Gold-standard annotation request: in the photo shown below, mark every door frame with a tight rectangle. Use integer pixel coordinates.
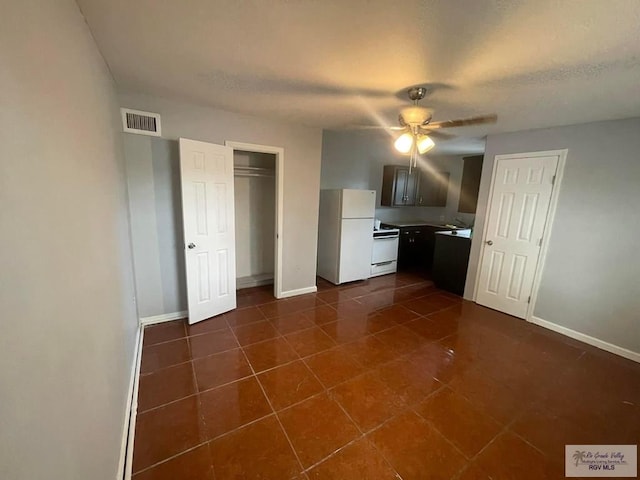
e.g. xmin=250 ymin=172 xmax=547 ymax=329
xmin=472 ymin=149 xmax=568 ymax=321
xmin=225 ymin=141 xmax=285 ymax=299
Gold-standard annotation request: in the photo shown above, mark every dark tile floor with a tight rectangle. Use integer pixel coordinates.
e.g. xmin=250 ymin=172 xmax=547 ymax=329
xmin=132 ymin=273 xmax=640 ymax=479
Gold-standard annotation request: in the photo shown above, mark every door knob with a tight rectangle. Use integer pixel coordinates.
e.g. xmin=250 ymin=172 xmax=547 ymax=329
xmin=485 ymin=240 xmax=493 ymax=246
xmin=187 ymin=243 xmax=196 ymax=249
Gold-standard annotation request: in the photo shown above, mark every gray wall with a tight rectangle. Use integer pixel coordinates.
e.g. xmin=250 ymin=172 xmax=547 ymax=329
xmin=124 ymin=136 xmax=186 ymax=317
xmin=466 ymin=118 xmax=640 ymax=354
xmin=121 ymin=93 xmax=323 ymax=316
xmin=0 ymin=1 xmax=138 ymax=479
xmin=321 ymin=130 xmax=476 ymax=225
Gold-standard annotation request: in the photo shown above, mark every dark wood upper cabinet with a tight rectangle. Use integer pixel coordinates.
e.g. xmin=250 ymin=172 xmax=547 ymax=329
xmin=458 ymin=155 xmax=484 ymax=213
xmin=381 ymin=165 xmax=419 ymax=206
xmin=417 ymin=170 xmax=449 ymax=207
xmin=382 ymin=165 xmax=450 ymax=207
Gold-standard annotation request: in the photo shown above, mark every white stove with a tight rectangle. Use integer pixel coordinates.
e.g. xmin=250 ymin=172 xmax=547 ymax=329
xmin=371 ymin=228 xmax=400 ymax=277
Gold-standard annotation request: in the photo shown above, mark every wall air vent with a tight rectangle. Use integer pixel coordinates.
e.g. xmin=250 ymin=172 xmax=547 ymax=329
xmin=121 ymin=108 xmax=161 ymax=137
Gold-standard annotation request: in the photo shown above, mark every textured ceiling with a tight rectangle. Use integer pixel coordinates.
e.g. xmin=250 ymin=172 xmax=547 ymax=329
xmin=77 ymin=0 xmax=640 ymax=149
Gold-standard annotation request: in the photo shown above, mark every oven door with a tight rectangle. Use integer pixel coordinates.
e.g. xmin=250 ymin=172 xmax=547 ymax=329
xmin=372 ymin=237 xmax=399 ymax=264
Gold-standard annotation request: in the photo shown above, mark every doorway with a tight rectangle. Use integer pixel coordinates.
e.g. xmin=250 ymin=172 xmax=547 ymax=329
xmin=233 ymin=150 xmax=275 ymax=289
xmin=474 ymin=150 xmax=566 ymax=319
xmin=179 ymin=139 xmax=284 ymax=325
xmin=226 ymin=141 xmax=284 ymax=299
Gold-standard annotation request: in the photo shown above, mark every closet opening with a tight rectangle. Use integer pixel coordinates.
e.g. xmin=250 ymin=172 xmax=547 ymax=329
xmin=226 ymin=141 xmax=284 ymax=299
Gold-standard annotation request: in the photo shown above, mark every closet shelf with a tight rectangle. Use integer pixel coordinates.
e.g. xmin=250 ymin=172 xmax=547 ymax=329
xmin=234 ymin=166 xmax=275 ymax=177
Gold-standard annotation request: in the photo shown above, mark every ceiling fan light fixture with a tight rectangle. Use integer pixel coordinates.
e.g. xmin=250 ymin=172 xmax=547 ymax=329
xmin=394 ymin=132 xmax=413 ymax=153
xmin=416 ymin=134 xmax=435 ymax=154
xmin=386 ymin=86 xmax=496 ymax=173
xmin=400 ymin=106 xmax=432 ymax=126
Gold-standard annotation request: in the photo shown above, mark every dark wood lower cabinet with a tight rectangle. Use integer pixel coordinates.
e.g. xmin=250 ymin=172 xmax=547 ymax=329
xmin=432 ymin=233 xmax=472 ymax=296
xmin=397 ymin=228 xmax=426 ymax=270
xmin=396 ymin=225 xmax=451 ymax=271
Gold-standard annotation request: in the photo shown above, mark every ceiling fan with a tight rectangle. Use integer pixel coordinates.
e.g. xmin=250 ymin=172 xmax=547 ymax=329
xmin=362 ymin=86 xmax=497 ymax=171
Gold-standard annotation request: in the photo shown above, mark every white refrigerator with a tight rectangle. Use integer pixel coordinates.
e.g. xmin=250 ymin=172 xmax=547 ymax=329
xmin=317 ymin=189 xmax=376 ymax=285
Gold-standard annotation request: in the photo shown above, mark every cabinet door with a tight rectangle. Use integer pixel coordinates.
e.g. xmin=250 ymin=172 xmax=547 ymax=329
xmin=403 ymin=170 xmax=419 ymax=206
xmin=418 ymin=170 xmax=449 ymax=206
xmin=381 ymin=165 xmax=421 ymax=206
xmin=432 ymin=236 xmax=472 ymax=295
xmin=397 ymin=230 xmax=413 ymax=268
xmin=397 ymin=228 xmax=422 ymax=269
xmin=458 ymin=155 xmax=483 ymax=213
xmin=393 ymin=168 xmax=408 ymax=205
xmin=382 ymin=165 xmax=405 ymax=206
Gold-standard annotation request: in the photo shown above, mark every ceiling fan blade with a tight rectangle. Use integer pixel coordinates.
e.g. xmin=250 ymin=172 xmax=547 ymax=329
xmin=343 ymin=125 xmax=407 ymax=131
xmin=419 ymin=128 xmax=456 ymax=140
xmin=425 ymin=114 xmax=497 ymax=129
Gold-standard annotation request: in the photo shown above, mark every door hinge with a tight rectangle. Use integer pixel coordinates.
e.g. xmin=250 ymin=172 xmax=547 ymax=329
xmin=538 ymin=238 xmax=542 ymax=246
xmin=551 ymin=175 xmax=556 ymax=185
xmin=527 ymin=296 xmax=531 ymax=304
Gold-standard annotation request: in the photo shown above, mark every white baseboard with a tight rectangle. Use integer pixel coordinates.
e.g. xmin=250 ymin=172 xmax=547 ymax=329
xmin=237 ymin=273 xmax=274 ymax=290
xmin=279 ymin=286 xmax=317 ymax=299
xmin=140 ymin=310 xmax=188 ymax=326
xmin=530 ymin=316 xmax=640 ymax=363
xmin=118 ymin=325 xmax=144 ymax=480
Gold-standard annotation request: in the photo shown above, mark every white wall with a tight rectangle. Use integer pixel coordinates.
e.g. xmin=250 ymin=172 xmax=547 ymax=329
xmin=120 ymin=93 xmax=322 ymax=315
xmin=321 ymin=130 xmax=476 ymax=225
xmin=466 ymin=118 xmax=640 ymax=355
xmin=0 ymin=1 xmax=138 ymax=479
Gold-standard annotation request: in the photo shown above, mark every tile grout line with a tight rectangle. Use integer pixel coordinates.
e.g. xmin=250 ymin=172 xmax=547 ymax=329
xmin=226 ymin=316 xmax=308 ymax=477
xmin=184 ymin=321 xmax=212 ymax=472
xmin=411 ymin=399 xmax=483 ymax=465
xmin=506 ymin=423 xmax=559 ymax=459
xmin=131 ymin=440 xmax=212 ymax=476
xmin=136 ymin=276 xmax=614 ymax=478
xmin=452 ymin=409 xmax=528 ymax=474
xmin=283 ymin=318 xmax=428 ymax=477
xmin=359 ymin=353 xmax=490 ymax=479
xmin=139 ymin=301 xmax=469 ymax=414
xmin=281 ymin=321 xmax=372 ymax=475
xmin=349 ymin=402 xmax=443 ymax=480
xmin=275 ymin=325 xmax=356 ymax=473
xmin=142 ymin=323 xmax=414 ymax=415
xmin=133 ymin=279 xmax=450 ymax=476
xmin=143 ymin=293 xmax=333 ymax=348
xmin=284 ymin=314 xmax=414 ymax=441
xmin=132 ymin=322 xmax=201 ymax=477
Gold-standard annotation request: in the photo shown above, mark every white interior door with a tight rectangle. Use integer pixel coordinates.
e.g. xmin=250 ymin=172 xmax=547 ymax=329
xmin=476 ymin=154 xmax=559 ymax=318
xmin=180 ymin=138 xmax=236 ymax=324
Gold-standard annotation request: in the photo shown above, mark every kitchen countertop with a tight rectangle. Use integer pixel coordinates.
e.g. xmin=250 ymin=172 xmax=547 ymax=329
xmin=381 ymin=220 xmax=454 ymax=228
xmin=435 ymin=229 xmax=472 ymax=239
